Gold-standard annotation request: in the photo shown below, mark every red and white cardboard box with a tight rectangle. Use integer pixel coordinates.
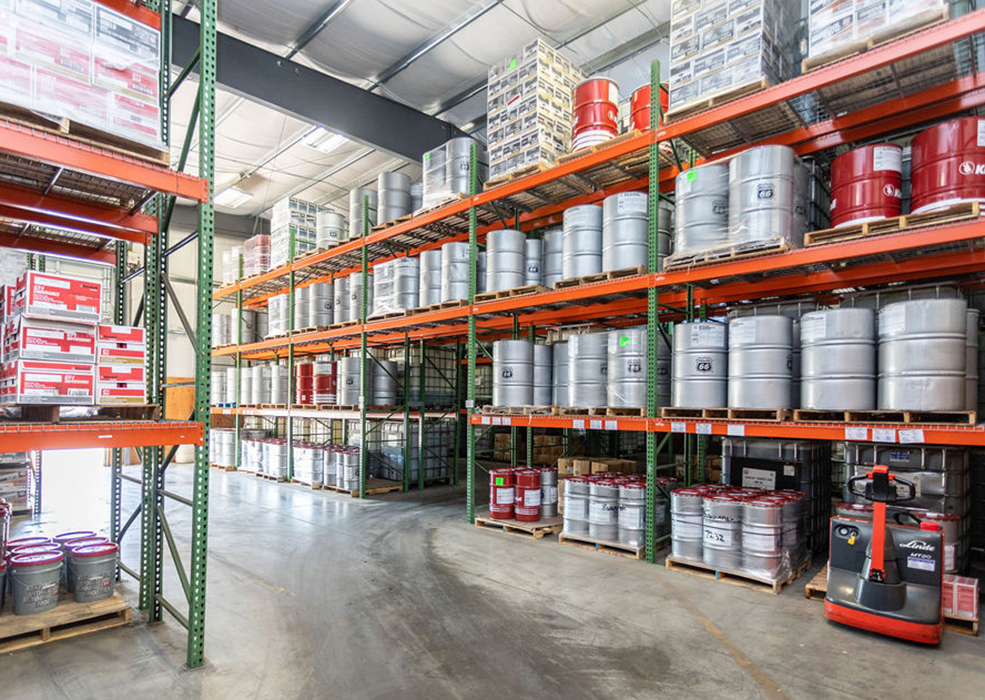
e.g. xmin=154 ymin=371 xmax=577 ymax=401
xmin=97 ymin=364 xmax=144 ymax=384
xmin=96 ymin=342 xmax=146 ymax=366
xmin=96 ymin=364 xmax=146 ymax=405
xmin=943 ymin=574 xmax=979 ymax=622
xmin=97 ymin=325 xmax=145 ymax=344
xmin=8 ymin=272 xmax=102 ymax=324
xmin=0 ymin=359 xmax=94 ymax=405
xmin=3 ymin=316 xmax=96 ymax=363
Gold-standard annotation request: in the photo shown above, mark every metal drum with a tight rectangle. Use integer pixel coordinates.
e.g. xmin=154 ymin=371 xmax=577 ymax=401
xmin=424 ymin=146 xmax=446 ymax=201
xmin=270 ymin=364 xmax=289 ymax=404
xmin=211 ymin=312 xmax=230 ymax=347
xmin=210 ymin=368 xmax=226 ymax=405
xmin=485 ymin=229 xmax=526 ymax=293
xmin=441 ymin=241 xmax=470 ymax=303
xmin=293 ymin=286 xmax=310 ymax=331
xmin=562 ymin=205 xmax=603 ymax=279
xmin=703 ymin=493 xmax=743 ymax=570
xmin=792 ymin=161 xmax=809 ymax=249
xmin=394 ymin=258 xmax=420 ymax=312
xmin=588 ymin=480 xmax=620 ymax=541
xmin=316 ymin=210 xmax=347 ymax=248
xmin=800 ymin=308 xmax=876 ymax=410
xmin=524 ymin=238 xmax=543 ymax=286
xmin=410 ymin=182 xmax=423 ymax=212
xmin=492 ymin=340 xmax=533 ymax=407
xmin=630 ymin=83 xmax=668 ymax=132
xmin=489 ymin=468 xmax=515 ymax=519
xmin=309 ymin=282 xmax=333 ymax=328
xmin=348 ymin=188 xmax=378 ymax=239
xmin=602 ymin=191 xmax=648 ymax=272
xmin=255 ymin=310 xmax=268 ymax=339
xmin=515 ymin=470 xmax=542 ymax=522
xmin=267 ymin=293 xmax=289 ymax=337
xmin=446 ymin=137 xmax=477 ymax=196
xmin=349 ymin=272 xmax=374 ymax=321
xmin=563 ymin=477 xmax=590 ymax=535
xmin=224 ymin=367 xmax=237 ymax=404
xmin=672 ymin=321 xmax=728 ymax=408
xmin=552 ymin=341 xmax=569 ymax=407
xmin=542 ymin=227 xmax=563 ymax=288
xmin=212 ymin=428 xmax=236 ymax=467
xmin=968 ymin=309 xmax=980 ymax=411
xmin=263 ymin=439 xmax=289 ymax=479
xmin=252 ymin=364 xmax=273 ymax=404
xmin=657 ymin=333 xmax=672 ymax=408
xmin=419 ymin=249 xmax=443 ymax=307
xmin=911 ymin=117 xmax=985 ymax=213
xmin=372 ymin=360 xmax=399 ymax=405
xmin=539 ymin=467 xmax=558 ymax=518
xmin=339 ymin=447 xmax=360 ymax=491
xmin=657 ymin=199 xmax=674 ymax=271
xmin=618 ymin=482 xmax=646 ymax=547
xmin=572 ymin=78 xmax=619 ymax=151
xmin=728 ymin=315 xmax=793 ymax=409
xmin=338 ymin=356 xmax=363 ymax=405
xmin=674 ymin=163 xmax=729 ymax=256
xmin=607 ymin=327 xmax=646 ymax=408
xmin=878 ymin=298 xmax=968 ymax=410
xmin=477 ymin=251 xmax=487 ymax=294
xmin=378 ymin=171 xmax=412 ymax=224
xmin=240 ymin=367 xmax=254 ymax=406
xmin=295 ymin=363 xmax=314 ymax=405
xmin=314 ymin=359 xmax=337 ymax=405
xmin=830 ymin=144 xmax=903 ymax=227
xmin=729 ymin=145 xmax=797 ymax=246
xmin=569 ymin=332 xmax=607 ymax=408
xmin=742 ymin=498 xmax=785 ymax=575
xmin=333 ymin=277 xmax=349 ymax=325
xmin=533 ymin=344 xmax=553 ymax=407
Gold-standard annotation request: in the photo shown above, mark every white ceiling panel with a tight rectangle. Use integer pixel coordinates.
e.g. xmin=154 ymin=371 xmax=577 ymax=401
xmin=503 ymin=0 xmax=635 ymax=43
xmin=561 ymin=2 xmax=667 ymax=66
xmin=216 ymin=0 xmax=319 ymax=49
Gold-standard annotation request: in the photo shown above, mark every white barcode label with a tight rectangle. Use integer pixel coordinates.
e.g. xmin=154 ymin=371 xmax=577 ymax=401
xmin=523 ymin=489 xmax=541 ymax=507
xmin=495 ymin=487 xmax=514 ymax=505
xmin=67 ymin=389 xmax=90 ymax=396
xmin=77 ymin=305 xmax=97 ymax=313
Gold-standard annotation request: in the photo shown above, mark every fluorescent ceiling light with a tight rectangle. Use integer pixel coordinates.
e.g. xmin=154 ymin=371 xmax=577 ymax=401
xmin=302 ymin=126 xmax=348 ymax=154
xmin=214 ymin=186 xmax=253 ymax=208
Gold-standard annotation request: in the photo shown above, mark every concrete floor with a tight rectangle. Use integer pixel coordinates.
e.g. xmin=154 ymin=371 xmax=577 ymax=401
xmin=1 ymin=451 xmax=983 ymax=700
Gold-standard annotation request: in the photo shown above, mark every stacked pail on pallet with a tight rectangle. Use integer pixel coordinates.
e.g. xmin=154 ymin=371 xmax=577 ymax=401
xmin=572 ymin=78 xmax=619 ymax=152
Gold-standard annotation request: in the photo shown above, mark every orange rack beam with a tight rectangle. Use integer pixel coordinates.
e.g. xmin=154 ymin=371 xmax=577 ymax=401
xmin=0 ymin=421 xmax=204 ymax=452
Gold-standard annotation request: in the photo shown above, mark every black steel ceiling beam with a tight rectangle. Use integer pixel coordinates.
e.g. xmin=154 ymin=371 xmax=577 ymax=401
xmin=171 ymin=15 xmax=465 ymax=161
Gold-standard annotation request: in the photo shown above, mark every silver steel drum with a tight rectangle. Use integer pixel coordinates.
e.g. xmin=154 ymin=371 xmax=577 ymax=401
xmin=562 ymin=204 xmax=603 ymax=279
xmin=569 ymin=332 xmax=607 ymax=408
xmin=270 ymin=364 xmax=289 ymax=404
xmin=293 ymin=286 xmax=309 ymax=331
xmin=524 ymin=238 xmax=543 ymax=286
xmin=728 ymin=315 xmax=793 ymax=409
xmin=377 ymin=171 xmax=412 ymax=224
xmin=348 ymin=272 xmax=374 ymax=322
xmin=252 ymin=364 xmax=273 ymax=404
xmin=552 ymin=341 xmax=569 ymax=407
xmin=967 ymin=309 xmax=980 ymax=410
xmin=309 ymin=282 xmax=333 ymax=328
xmin=533 ymin=344 xmax=553 ymax=407
xmin=372 ymin=359 xmax=399 ymax=405
xmin=492 ymin=340 xmax=534 ymax=406
xmin=657 ymin=198 xmax=674 ymax=270
xmin=878 ymin=299 xmax=968 ymax=410
xmin=485 ymin=229 xmax=526 ymax=293
xmin=672 ymin=321 xmax=727 ymax=408
xmin=602 ymin=191 xmax=648 ymax=272
xmin=338 ymin=356 xmax=365 ymax=406
xmin=316 ymin=210 xmax=346 ymax=248
xmin=441 ymin=241 xmax=470 ymax=303
xmin=348 ymin=188 xmax=378 ymax=239
xmin=703 ymin=494 xmax=743 ymax=570
xmin=588 ymin=481 xmax=620 ymax=541
xmin=542 ymin=227 xmax=563 ymax=288
xmin=800 ymin=308 xmax=876 ymax=410
xmin=728 ymin=145 xmax=797 ymax=246
xmin=419 ymin=249 xmax=443 ymax=307
xmin=333 ymin=277 xmax=349 ymax=325
xmin=674 ymin=163 xmax=728 ymax=256
xmin=607 ymin=327 xmax=646 ymax=408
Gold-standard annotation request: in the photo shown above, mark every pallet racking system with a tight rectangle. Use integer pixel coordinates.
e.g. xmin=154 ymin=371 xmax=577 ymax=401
xmin=0 ymin=0 xmax=217 ymax=669
xmin=209 ymin=12 xmax=985 ymax=562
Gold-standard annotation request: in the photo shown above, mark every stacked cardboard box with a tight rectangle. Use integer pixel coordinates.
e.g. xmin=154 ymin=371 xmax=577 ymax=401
xmin=95 ymin=325 xmax=146 ymax=405
xmin=270 ymin=197 xmax=320 ymax=268
xmin=244 ymin=234 xmax=271 ymax=277
xmin=487 ymin=39 xmax=584 ymax=181
xmin=533 ymin=434 xmax=563 ymax=466
xmin=668 ymin=0 xmax=798 ymax=115
xmin=493 ymin=432 xmax=512 ymax=462
xmin=942 ymin=574 xmax=979 ymax=622
xmin=0 ymin=272 xmax=101 ymax=405
xmin=808 ymin=0 xmax=947 ymax=66
xmin=556 ymin=456 xmax=639 ymax=515
xmin=0 ymin=451 xmax=31 ymax=513
xmin=0 ymin=0 xmax=162 ymax=149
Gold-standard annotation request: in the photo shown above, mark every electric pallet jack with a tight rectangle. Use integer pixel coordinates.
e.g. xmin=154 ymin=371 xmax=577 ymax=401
xmin=824 ymin=464 xmax=944 ymax=644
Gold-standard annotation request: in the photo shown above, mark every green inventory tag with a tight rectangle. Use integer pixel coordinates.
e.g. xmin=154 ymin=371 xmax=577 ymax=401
xmin=509 ymin=58 xmax=517 ymax=70
xmin=620 ymin=337 xmax=630 ymax=347
xmin=424 ymin=153 xmax=430 ymax=162
xmin=686 ymin=170 xmax=696 ymax=182
xmin=495 ymin=477 xmax=504 ymax=486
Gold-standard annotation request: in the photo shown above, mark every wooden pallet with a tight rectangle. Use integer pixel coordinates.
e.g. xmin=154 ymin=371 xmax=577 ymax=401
xmin=664 ymin=239 xmax=792 ymax=270
xmin=329 ymin=320 xmax=360 ymax=329
xmin=0 ymin=591 xmax=132 ymax=653
xmin=555 ymin=130 xmax=644 ymax=166
xmin=330 ymin=478 xmax=404 ymax=498
xmin=370 ymin=211 xmax=416 ymax=233
xmin=793 ymin=408 xmax=977 ymax=425
xmin=427 ymin=299 xmax=469 ymax=312
xmin=483 ymin=162 xmax=551 ymax=191
xmin=804 ymin=567 xmax=979 ymax=635
xmin=256 ymin=472 xmax=287 ymax=483
xmin=665 ymin=78 xmax=769 ymax=123
xmin=482 ymin=405 xmax=552 ymax=415
xmin=553 ymin=265 xmax=648 ymax=290
xmin=0 ymin=101 xmax=169 ymax=166
xmin=292 ymin=326 xmax=331 ymax=336
xmin=474 ymin=512 xmax=563 ymax=540
xmin=558 ymin=532 xmax=644 ymax=559
xmin=603 ymin=406 xmax=646 ymax=417
xmin=474 ymin=284 xmax=550 ymax=303
xmin=367 ymin=311 xmax=408 ymax=322
xmin=727 ymin=408 xmax=793 ymax=422
xmin=666 ymin=554 xmax=812 ymax=595
xmin=259 ymin=404 xmax=288 ymax=409
xmin=660 ymin=407 xmax=729 ymax=419
xmin=804 ymin=202 xmax=981 ymax=247
xmin=209 ymin=463 xmax=237 ymax=472
xmin=290 ymin=478 xmax=323 ymax=490
xmin=802 ymin=6 xmax=950 ymax=72
xmin=550 ymin=406 xmax=644 ymax=417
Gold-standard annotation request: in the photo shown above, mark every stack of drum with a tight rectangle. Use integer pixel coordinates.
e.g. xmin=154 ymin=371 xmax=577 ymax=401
xmin=562 ymin=205 xmax=603 ymax=279
xmin=800 ymin=308 xmax=876 ymax=410
xmin=445 ymin=137 xmax=476 ymax=198
xmin=602 ymin=191 xmax=648 ymax=273
xmin=210 ymin=428 xmax=237 ymax=467
xmin=316 ymin=210 xmax=347 ymax=248
xmin=293 ymin=443 xmax=325 ymax=486
xmin=571 ymin=78 xmax=619 ymax=152
xmin=485 ymin=229 xmax=526 ymax=293
xmin=378 ymin=172 xmax=412 ymax=224
xmin=239 ymin=432 xmax=268 ymax=473
xmin=488 ymin=465 xmax=559 ymax=523
xmin=348 ymin=188 xmax=378 ymax=239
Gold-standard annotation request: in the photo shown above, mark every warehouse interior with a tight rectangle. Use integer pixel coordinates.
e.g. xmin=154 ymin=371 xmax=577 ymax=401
xmin=1 ymin=1 xmax=984 ymax=699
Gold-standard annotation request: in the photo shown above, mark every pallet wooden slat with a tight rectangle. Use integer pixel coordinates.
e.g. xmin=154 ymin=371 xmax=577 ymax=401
xmin=482 ymin=405 xmax=552 ymax=415
xmin=663 ymin=239 xmax=792 ymax=271
xmin=0 ymin=592 xmax=131 ymax=653
xmin=659 ymin=407 xmax=729 ymax=419
xmin=483 ymin=162 xmax=551 ymax=191
xmin=474 ymin=284 xmax=550 ymax=303
xmin=666 ymin=554 xmax=812 ymax=595
xmin=474 ymin=513 xmax=563 ymax=540
xmin=558 ymin=532 xmax=644 ymax=559
xmin=805 ymin=202 xmax=981 ymax=247
xmin=793 ymin=409 xmax=977 ymax=425
xmin=552 ymin=265 xmax=648 ymax=290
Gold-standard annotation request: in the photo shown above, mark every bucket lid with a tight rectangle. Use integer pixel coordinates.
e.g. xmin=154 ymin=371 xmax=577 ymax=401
xmin=10 ymin=544 xmax=62 ymax=556
xmin=54 ymin=530 xmax=97 ymax=545
xmin=71 ymin=543 xmax=119 ymax=558
xmin=6 ymin=536 xmax=50 ymax=548
xmin=66 ymin=536 xmax=110 ymax=550
xmin=10 ymin=551 xmax=63 ymax=567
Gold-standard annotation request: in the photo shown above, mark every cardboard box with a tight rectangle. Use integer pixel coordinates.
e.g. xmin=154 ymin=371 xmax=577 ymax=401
xmin=942 ymin=575 xmax=979 ymax=621
xmin=590 ymin=458 xmax=638 ymax=475
xmin=0 ymin=466 xmax=29 ymax=484
xmin=97 ymin=325 xmax=145 ymax=344
xmin=96 ymin=382 xmax=146 ymax=405
xmin=8 ymin=272 xmax=102 ymax=324
xmin=0 ymin=359 xmax=94 ymax=405
xmin=3 ymin=316 xmax=96 ymax=363
xmin=557 ymin=457 xmax=593 ymax=477
xmin=96 ymin=342 xmax=146 ymax=366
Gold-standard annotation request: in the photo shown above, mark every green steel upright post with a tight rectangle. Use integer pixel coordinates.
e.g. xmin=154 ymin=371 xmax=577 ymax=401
xmin=188 ymin=0 xmax=217 ymax=669
xmin=452 ymin=339 xmax=462 ymax=486
xmin=417 ymin=340 xmax=426 ymax=490
xmin=645 ymin=60 xmax=660 ymax=564
xmin=402 ymin=333 xmax=411 ymax=492
xmin=466 ymin=142 xmax=479 ymax=523
xmin=359 ymin=196 xmax=370 ymax=497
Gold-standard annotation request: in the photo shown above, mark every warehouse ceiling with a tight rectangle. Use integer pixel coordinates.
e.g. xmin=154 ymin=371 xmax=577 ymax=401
xmin=172 ymin=0 xmax=670 ymax=221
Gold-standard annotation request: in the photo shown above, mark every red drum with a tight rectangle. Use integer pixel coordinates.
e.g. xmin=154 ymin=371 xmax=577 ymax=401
xmin=830 ymin=144 xmax=903 ymax=227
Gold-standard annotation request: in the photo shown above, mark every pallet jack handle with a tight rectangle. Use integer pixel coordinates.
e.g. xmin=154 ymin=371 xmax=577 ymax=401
xmin=847 ymin=465 xmax=917 ymax=583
